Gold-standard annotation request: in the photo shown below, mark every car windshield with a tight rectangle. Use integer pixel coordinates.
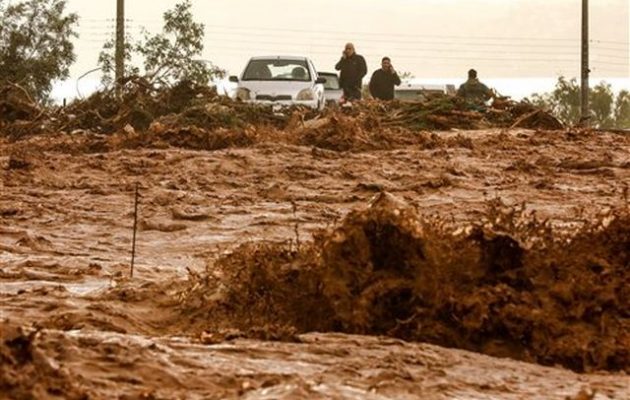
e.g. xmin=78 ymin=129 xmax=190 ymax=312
xmin=243 ymin=59 xmax=311 ymax=82
xmin=320 ymin=74 xmax=340 ymax=90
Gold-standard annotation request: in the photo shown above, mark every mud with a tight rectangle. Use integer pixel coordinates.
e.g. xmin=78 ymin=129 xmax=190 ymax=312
xmin=187 ymin=193 xmax=628 ymax=373
xmin=3 ymin=324 xmax=627 ymax=400
xmin=1 ymin=125 xmax=629 ymax=398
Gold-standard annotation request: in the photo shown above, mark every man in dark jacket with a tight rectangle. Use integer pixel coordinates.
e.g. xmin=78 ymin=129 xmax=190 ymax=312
xmin=335 ymin=43 xmax=367 ymax=101
xmin=457 ymin=69 xmax=494 ymax=106
xmin=369 ymin=57 xmax=401 ymax=100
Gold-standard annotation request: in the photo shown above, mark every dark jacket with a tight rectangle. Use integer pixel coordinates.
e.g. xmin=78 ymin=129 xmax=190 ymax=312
xmin=369 ymin=69 xmax=401 ymax=100
xmin=335 ymin=54 xmax=367 ymax=90
xmin=457 ymin=78 xmax=493 ymax=104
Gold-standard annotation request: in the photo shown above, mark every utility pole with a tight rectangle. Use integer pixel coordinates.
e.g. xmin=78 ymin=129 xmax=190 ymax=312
xmin=115 ymin=0 xmax=125 ymax=97
xmin=581 ymin=0 xmax=590 ymax=125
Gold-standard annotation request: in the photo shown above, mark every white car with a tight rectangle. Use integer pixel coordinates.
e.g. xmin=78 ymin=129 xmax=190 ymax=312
xmin=395 ymin=82 xmax=457 ymax=101
xmin=318 ymin=72 xmax=343 ymax=106
xmin=229 ymin=56 xmax=326 ymax=110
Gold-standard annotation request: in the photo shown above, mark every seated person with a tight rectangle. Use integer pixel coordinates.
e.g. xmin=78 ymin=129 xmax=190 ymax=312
xmin=248 ymin=63 xmax=272 ymax=79
xmin=457 ymin=68 xmax=494 ymax=107
xmin=291 ymin=66 xmax=307 ymax=80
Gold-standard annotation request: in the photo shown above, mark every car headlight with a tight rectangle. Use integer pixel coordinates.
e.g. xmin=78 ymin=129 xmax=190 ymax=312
xmin=297 ymin=88 xmax=315 ymax=101
xmin=236 ymin=88 xmax=251 ymax=101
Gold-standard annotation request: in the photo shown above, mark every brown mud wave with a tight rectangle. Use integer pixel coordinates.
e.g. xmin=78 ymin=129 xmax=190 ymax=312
xmin=0 ymin=325 xmax=89 ymax=400
xmin=2 ymin=324 xmax=626 ymax=400
xmin=180 ymin=193 xmax=629 ymax=373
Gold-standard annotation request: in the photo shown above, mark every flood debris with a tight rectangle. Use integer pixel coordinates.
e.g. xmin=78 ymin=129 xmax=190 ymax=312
xmin=1 ymin=82 xmax=563 ymax=145
xmin=0 ymin=84 xmax=42 ymax=122
xmin=182 ymin=193 xmax=629 ymax=373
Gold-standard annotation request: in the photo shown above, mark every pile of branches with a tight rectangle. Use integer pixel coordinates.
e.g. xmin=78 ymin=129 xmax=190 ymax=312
xmin=0 ymin=83 xmax=48 ymax=138
xmin=333 ymin=96 xmax=485 ymax=131
xmin=62 ymin=77 xmax=222 ymax=132
xmin=0 ymin=84 xmax=43 ymax=122
xmin=0 ymin=81 xmax=563 ymax=142
xmin=326 ymin=95 xmax=563 ymax=131
xmin=0 ymin=78 xmax=318 ymax=139
xmin=489 ymin=97 xmax=564 ymax=130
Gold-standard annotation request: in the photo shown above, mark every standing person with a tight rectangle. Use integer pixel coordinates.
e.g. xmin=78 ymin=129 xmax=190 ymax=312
xmin=457 ymin=69 xmax=494 ymax=106
xmin=369 ymin=57 xmax=402 ymax=100
xmin=335 ymin=43 xmax=367 ymax=101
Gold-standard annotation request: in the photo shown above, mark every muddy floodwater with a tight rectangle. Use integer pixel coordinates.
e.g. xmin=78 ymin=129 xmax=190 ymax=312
xmin=1 ymin=128 xmax=629 ymax=399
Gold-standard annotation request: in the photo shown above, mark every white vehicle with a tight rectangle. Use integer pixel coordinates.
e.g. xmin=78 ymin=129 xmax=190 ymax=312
xmin=318 ymin=72 xmax=343 ymax=106
xmin=229 ymin=56 xmax=326 ymax=110
xmin=395 ymin=83 xmax=457 ymax=101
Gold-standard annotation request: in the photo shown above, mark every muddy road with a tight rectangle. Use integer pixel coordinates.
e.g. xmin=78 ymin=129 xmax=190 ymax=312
xmin=1 ymin=127 xmax=629 ymax=399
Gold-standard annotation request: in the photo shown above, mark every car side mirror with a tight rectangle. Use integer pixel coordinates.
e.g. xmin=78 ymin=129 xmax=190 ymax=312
xmin=229 ymin=76 xmax=239 ymax=83
xmin=315 ymin=77 xmax=327 ymax=84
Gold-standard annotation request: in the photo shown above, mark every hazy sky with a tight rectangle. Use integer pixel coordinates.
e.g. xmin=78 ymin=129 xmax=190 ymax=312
xmin=59 ymin=0 xmax=629 ymax=98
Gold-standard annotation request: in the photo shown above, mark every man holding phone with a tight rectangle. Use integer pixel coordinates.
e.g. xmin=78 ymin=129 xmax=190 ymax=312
xmin=335 ymin=43 xmax=368 ymax=101
xmin=369 ymin=57 xmax=401 ymax=101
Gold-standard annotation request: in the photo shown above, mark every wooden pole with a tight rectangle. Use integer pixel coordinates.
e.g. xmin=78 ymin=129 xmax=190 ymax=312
xmin=130 ymin=183 xmax=139 ymax=278
xmin=115 ymin=0 xmax=125 ymax=98
xmin=581 ymin=0 xmax=590 ymax=125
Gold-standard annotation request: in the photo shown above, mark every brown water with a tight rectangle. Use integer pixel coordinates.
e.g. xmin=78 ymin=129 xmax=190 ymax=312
xmin=1 ymin=128 xmax=629 ymax=399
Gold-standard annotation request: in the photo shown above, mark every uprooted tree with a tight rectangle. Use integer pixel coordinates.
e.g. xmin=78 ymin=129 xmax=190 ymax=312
xmin=0 ymin=0 xmax=78 ymax=102
xmin=98 ymin=0 xmax=224 ymax=88
xmin=530 ymin=76 xmax=630 ymax=129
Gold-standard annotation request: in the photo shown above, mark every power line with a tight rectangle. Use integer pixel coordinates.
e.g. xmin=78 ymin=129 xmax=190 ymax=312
xmin=75 ymin=22 xmax=630 ymax=50
xmin=203 ymin=45 xmax=576 ymax=63
xmin=203 ymin=29 xmax=580 ymax=48
xmin=122 ymin=19 xmax=629 ymax=45
xmin=88 ymin=18 xmax=629 ymax=48
xmin=71 ymin=43 xmax=629 ymax=72
xmin=208 ymin=24 xmax=629 ymax=46
xmin=591 ymin=59 xmax=629 ymax=66
xmin=201 ymin=33 xmax=602 ymax=51
xmin=74 ymin=31 xmax=629 ymax=60
xmin=200 ymin=34 xmax=629 ymax=58
xmin=589 ymin=53 xmax=630 ymax=61
xmin=73 ymin=29 xmax=628 ymax=61
xmin=589 ymin=45 xmax=630 ymax=52
xmin=591 ymin=39 xmax=630 ymax=46
xmin=196 ymin=49 xmax=627 ymax=73
xmin=204 ymin=32 xmax=630 ymax=53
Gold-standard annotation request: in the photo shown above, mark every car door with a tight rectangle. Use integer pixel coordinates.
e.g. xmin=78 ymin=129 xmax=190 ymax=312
xmin=308 ymin=59 xmax=325 ymax=108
